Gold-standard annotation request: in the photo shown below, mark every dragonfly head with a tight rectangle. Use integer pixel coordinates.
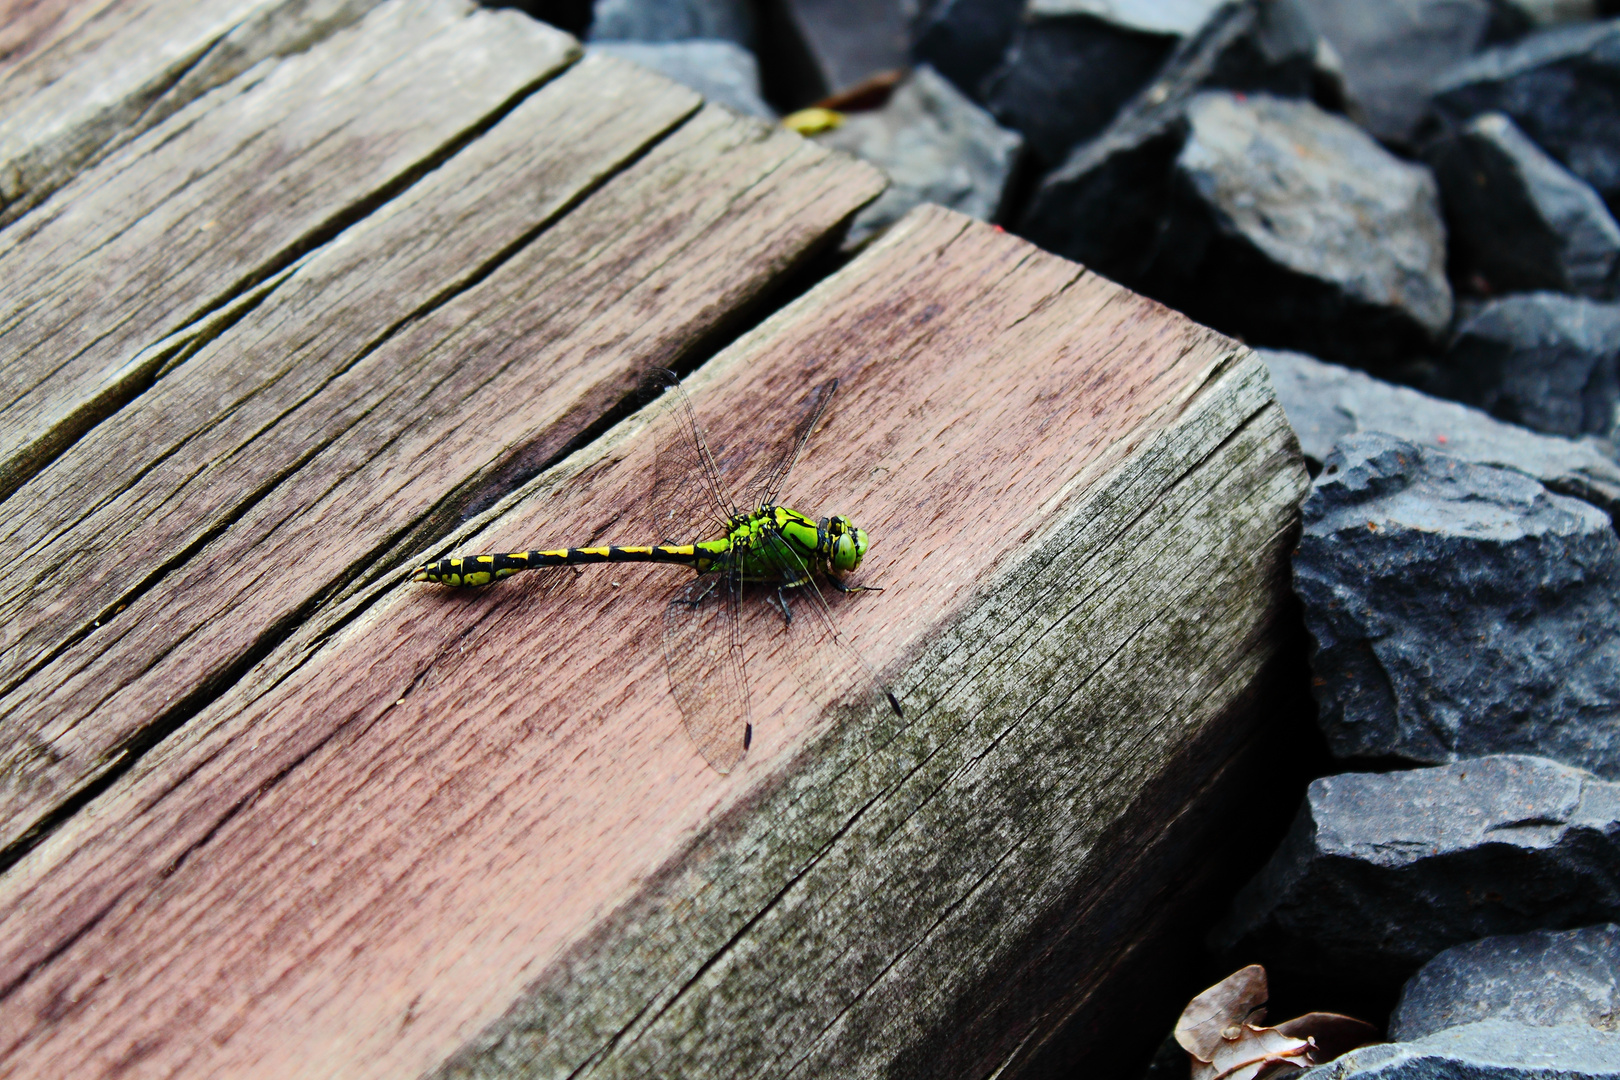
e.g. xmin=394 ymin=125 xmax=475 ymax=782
xmin=821 ymin=515 xmax=869 ymax=573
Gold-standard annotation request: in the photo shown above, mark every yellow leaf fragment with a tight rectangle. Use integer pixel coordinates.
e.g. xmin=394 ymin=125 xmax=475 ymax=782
xmin=782 ymin=107 xmax=845 ymax=135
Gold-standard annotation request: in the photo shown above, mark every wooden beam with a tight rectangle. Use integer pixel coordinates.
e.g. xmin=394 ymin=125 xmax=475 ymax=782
xmin=0 ymin=0 xmax=576 ymax=502
xmin=0 ymin=0 xmax=394 ymax=225
xmin=0 ymin=206 xmax=1307 ymax=1078
xmin=0 ymin=93 xmax=884 ymax=854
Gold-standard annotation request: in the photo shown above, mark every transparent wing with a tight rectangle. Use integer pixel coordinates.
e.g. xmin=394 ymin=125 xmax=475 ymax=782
xmin=663 ymin=567 xmax=751 ymax=774
xmin=648 ymin=369 xmax=738 ymax=543
xmin=740 ymin=378 xmax=839 ymax=513
xmin=753 ymin=529 xmax=903 ymax=728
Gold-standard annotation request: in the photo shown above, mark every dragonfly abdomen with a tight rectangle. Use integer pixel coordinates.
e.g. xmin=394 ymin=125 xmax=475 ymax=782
xmin=411 ymin=544 xmax=725 ymax=587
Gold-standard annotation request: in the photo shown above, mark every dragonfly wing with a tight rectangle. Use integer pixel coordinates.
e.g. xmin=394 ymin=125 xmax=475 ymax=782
xmin=663 ymin=568 xmax=751 ymax=773
xmin=754 ymin=531 xmax=900 ymax=728
xmin=649 ymin=369 xmax=736 ymax=542
xmin=741 ymin=377 xmax=838 ymax=513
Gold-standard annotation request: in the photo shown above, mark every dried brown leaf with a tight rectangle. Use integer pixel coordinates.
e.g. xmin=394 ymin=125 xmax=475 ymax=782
xmin=1177 ymin=965 xmax=1270 ymax=1061
xmin=1175 ymin=968 xmax=1382 ymax=1080
xmin=1192 ymin=1023 xmax=1312 ymax=1080
xmin=1272 ymin=1012 xmax=1381 ymax=1062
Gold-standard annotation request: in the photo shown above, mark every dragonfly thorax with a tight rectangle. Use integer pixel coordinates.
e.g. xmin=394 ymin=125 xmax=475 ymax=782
xmin=728 ymin=505 xmax=869 ymax=580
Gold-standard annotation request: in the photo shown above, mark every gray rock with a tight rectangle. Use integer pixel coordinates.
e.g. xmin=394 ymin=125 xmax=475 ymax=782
xmin=911 ymin=0 xmax=1035 ymax=100
xmin=1390 ymin=924 xmax=1620 ymax=1040
xmin=1312 ymin=1019 xmax=1620 ymax=1078
xmin=1295 ymin=432 xmax=1620 ymax=774
xmin=1025 ymin=0 xmax=1230 ymax=33
xmin=1497 ymin=0 xmax=1602 ymax=26
xmin=586 ymin=40 xmax=774 ymax=119
xmin=1432 ymin=19 xmax=1620 ymax=214
xmin=586 ymin=0 xmax=754 ymax=47
xmin=504 ymin=1 xmax=592 ymax=37
xmin=1435 ymin=292 xmax=1620 ymax=439
xmin=1259 ymin=347 xmax=1620 ymax=516
xmin=1429 ymin=113 xmax=1620 ymax=299
xmin=813 ymin=65 xmax=1021 ymax=248
xmin=979 ymin=0 xmax=1323 ymax=167
xmin=1182 ymin=93 xmax=1450 ymax=352
xmin=776 ymin=0 xmax=912 ymax=95
xmin=1300 ymin=0 xmax=1496 ymax=146
xmin=1213 ymin=756 xmax=1620 ymax=994
xmin=978 ymin=7 xmax=1181 ymax=165
xmin=1018 ymin=0 xmax=1334 ymax=271
xmin=1026 ymin=89 xmax=1450 ymax=370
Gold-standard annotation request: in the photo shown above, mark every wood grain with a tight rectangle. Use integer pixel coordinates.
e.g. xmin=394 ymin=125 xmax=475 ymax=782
xmin=0 ymin=0 xmax=575 ymax=502
xmin=0 ymin=0 xmax=114 ymax=76
xmin=0 ymin=0 xmax=390 ymax=225
xmin=0 ymin=101 xmax=884 ymax=854
xmin=0 ymin=207 xmax=1307 ymax=1078
xmin=0 ymin=51 xmax=701 ymax=746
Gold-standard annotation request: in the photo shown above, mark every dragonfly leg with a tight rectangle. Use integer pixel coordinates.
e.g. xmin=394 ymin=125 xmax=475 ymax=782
xmin=829 ymin=577 xmax=882 ymax=595
xmin=770 ymin=587 xmax=794 ymax=626
xmin=677 ymin=575 xmax=722 ymax=609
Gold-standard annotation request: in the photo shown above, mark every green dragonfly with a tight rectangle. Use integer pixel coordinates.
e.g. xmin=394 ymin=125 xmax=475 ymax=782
xmin=411 ymin=368 xmax=901 ymax=772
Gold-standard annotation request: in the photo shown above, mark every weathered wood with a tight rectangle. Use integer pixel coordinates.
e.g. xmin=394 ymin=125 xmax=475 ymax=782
xmin=0 ymin=96 xmax=884 ymax=853
xmin=0 ymin=0 xmax=575 ymax=502
xmin=0 ymin=51 xmax=700 ymax=779
xmin=0 ymin=206 xmax=1307 ymax=1078
xmin=0 ymin=0 xmax=391 ymax=225
xmin=0 ymin=0 xmax=112 ymax=76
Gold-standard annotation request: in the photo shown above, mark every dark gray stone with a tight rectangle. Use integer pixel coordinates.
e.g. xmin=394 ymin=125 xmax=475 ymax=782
xmin=1390 ymin=924 xmax=1620 ymax=1039
xmin=979 ymin=6 xmax=1183 ymax=166
xmin=1429 ymin=112 xmax=1620 ymax=299
xmin=1295 ymin=432 xmax=1620 ymax=774
xmin=499 ymin=1 xmax=593 ymax=37
xmin=1491 ymin=0 xmax=1605 ymax=27
xmin=587 ymin=0 xmax=754 ymax=47
xmin=1477 ymin=0 xmax=1605 ymax=46
xmin=813 ymin=65 xmax=1021 ymax=248
xmin=1435 ymin=292 xmax=1620 ymax=439
xmin=586 ymin=40 xmax=774 ymax=118
xmin=1213 ymin=756 xmax=1620 ymax=995
xmin=776 ymin=0 xmax=912 ymax=95
xmin=1300 ymin=0 xmax=1496 ymax=146
xmin=1018 ymin=0 xmax=1335 ymax=278
xmin=1432 ymin=19 xmax=1620 ymax=214
xmin=978 ymin=0 xmax=1323 ymax=167
xmin=1028 ymin=0 xmax=1229 ymax=33
xmin=1311 ymin=1019 xmax=1620 ymax=1078
xmin=1025 ymin=89 xmax=1450 ymax=370
xmin=910 ymin=0 xmax=1025 ymax=101
xmin=1497 ymin=0 xmax=1604 ymax=25
xmin=1259 ymin=347 xmax=1620 ymax=515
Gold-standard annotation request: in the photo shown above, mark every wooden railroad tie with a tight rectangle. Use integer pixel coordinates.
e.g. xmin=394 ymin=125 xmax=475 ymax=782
xmin=0 ymin=1 xmax=1308 ymax=1076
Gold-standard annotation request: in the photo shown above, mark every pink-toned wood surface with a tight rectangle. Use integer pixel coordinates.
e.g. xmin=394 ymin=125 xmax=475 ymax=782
xmin=0 ymin=0 xmax=112 ymax=72
xmin=0 ymin=97 xmax=883 ymax=854
xmin=0 ymin=206 xmax=1306 ymax=1077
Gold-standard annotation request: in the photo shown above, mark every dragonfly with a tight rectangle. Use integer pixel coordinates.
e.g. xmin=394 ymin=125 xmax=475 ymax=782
xmin=410 ymin=368 xmax=902 ymax=773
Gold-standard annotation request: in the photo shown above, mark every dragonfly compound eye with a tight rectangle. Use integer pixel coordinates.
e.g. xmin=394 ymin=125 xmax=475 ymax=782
xmin=829 ymin=519 xmax=868 ymax=572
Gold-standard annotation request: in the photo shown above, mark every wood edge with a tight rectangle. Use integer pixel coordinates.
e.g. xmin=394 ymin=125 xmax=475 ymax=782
xmin=422 ymin=340 xmax=1310 ymax=1079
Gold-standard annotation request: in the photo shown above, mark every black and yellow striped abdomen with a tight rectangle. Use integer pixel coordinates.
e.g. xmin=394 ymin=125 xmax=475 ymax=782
xmin=410 ymin=543 xmax=726 ymax=587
